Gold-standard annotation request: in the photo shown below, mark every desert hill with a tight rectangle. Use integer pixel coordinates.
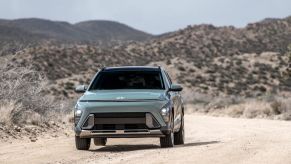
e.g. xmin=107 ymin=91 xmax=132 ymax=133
xmin=3 ymin=16 xmax=291 ymax=98
xmin=75 ymin=20 xmax=152 ymax=42
xmin=0 ymin=18 xmax=153 ymax=55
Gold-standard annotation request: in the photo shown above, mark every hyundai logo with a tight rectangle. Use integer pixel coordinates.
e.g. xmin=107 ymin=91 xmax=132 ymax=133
xmin=116 ymin=96 xmax=125 ymax=100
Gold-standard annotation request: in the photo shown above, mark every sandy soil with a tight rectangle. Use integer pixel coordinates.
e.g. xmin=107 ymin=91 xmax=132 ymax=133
xmin=1 ymin=114 xmax=291 ymax=164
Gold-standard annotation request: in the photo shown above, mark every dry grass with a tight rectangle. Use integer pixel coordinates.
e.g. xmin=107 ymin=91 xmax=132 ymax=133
xmin=226 ymin=100 xmax=272 ymax=118
xmin=0 ymin=100 xmax=21 ymax=125
xmin=0 ymin=59 xmax=72 ymax=126
xmin=187 ymin=95 xmax=291 ymax=121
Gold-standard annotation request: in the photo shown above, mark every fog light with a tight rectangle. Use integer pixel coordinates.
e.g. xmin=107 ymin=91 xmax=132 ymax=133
xmin=82 ymin=114 xmax=94 ymax=129
xmin=146 ymin=113 xmax=154 ymax=128
xmin=146 ymin=113 xmax=160 ymax=128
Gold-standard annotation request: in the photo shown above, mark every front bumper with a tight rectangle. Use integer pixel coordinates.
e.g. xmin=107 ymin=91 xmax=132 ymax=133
xmin=74 ymin=100 xmax=171 ymax=138
xmin=75 ymin=112 xmax=171 ymax=138
xmin=79 ymin=129 xmax=165 ymax=138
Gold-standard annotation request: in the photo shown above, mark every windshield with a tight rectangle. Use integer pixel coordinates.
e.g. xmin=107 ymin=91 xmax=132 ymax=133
xmin=89 ymin=71 xmax=165 ymax=90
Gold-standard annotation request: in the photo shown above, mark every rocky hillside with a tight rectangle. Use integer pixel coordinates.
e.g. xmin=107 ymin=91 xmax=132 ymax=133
xmin=75 ymin=20 xmax=152 ymax=42
xmin=3 ymin=16 xmax=291 ymax=98
xmin=0 ymin=18 xmax=153 ymax=55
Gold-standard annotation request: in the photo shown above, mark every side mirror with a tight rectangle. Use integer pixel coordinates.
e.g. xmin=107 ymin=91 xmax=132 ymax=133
xmin=169 ymin=84 xmax=183 ymax=92
xmin=75 ymin=85 xmax=88 ymax=93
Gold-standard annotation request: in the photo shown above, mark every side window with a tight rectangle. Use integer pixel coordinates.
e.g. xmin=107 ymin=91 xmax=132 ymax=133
xmin=161 ymin=71 xmax=170 ymax=88
xmin=165 ymin=72 xmax=172 ymax=85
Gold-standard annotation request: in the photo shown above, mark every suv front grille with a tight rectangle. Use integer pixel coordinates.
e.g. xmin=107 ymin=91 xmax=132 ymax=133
xmin=93 ymin=124 xmax=147 ymax=131
xmin=94 ymin=113 xmax=145 ymax=118
xmin=82 ymin=112 xmax=160 ymax=131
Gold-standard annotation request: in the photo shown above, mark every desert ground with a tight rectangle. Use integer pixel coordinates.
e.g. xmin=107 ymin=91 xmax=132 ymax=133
xmin=1 ymin=114 xmax=291 ymax=164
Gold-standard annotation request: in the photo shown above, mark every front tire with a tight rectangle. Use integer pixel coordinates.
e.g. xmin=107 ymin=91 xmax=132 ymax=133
xmin=160 ymin=113 xmax=174 ymax=148
xmin=160 ymin=131 xmax=174 ymax=148
xmin=174 ymin=115 xmax=185 ymax=145
xmin=75 ymin=136 xmax=91 ymax=150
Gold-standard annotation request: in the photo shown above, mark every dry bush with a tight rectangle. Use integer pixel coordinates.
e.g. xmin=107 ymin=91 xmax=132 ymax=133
xmin=227 ymin=100 xmax=272 ymax=119
xmin=0 ymin=59 xmax=71 ymax=126
xmin=270 ymin=97 xmax=291 ymax=120
xmin=226 ymin=97 xmax=291 ymax=120
xmin=188 ymin=93 xmax=291 ymax=120
xmin=183 ymin=91 xmax=212 ymax=104
xmin=0 ymin=100 xmax=21 ymax=125
xmin=206 ymin=96 xmax=244 ymax=110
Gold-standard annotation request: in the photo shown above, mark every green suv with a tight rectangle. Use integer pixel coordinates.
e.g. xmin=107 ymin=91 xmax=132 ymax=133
xmin=74 ymin=66 xmax=185 ymax=150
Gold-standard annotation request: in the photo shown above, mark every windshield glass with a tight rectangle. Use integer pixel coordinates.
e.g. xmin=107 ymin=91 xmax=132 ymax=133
xmin=89 ymin=71 xmax=165 ymax=90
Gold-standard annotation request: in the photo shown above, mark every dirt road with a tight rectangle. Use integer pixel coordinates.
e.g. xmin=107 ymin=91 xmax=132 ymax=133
xmin=1 ymin=114 xmax=291 ymax=164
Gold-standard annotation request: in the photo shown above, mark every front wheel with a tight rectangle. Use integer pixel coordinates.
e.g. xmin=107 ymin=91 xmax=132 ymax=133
xmin=160 ymin=131 xmax=174 ymax=148
xmin=160 ymin=113 xmax=174 ymax=148
xmin=174 ymin=115 xmax=185 ymax=145
xmin=75 ymin=136 xmax=91 ymax=150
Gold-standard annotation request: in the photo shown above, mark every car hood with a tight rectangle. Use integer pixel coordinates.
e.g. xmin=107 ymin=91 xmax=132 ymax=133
xmin=79 ymin=89 xmax=168 ymax=102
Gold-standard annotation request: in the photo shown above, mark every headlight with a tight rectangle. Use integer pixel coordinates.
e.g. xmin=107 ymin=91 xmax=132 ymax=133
xmin=75 ymin=110 xmax=82 ymax=117
xmin=160 ymin=107 xmax=170 ymax=122
xmin=161 ymin=108 xmax=168 ymax=116
xmin=74 ymin=105 xmax=83 ymax=125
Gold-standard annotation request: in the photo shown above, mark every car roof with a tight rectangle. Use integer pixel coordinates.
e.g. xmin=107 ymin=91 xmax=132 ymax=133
xmin=102 ymin=66 xmax=161 ymax=72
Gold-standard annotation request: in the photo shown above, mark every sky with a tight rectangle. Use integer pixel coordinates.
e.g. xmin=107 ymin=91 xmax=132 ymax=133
xmin=0 ymin=0 xmax=291 ymax=34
